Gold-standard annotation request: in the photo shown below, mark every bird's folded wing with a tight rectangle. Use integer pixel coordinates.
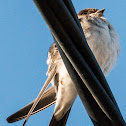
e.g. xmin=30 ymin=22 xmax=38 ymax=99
xmin=7 ymin=86 xmax=56 ymax=123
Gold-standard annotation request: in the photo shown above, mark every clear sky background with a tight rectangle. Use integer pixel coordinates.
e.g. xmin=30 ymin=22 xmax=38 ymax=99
xmin=0 ymin=0 xmax=126 ymax=126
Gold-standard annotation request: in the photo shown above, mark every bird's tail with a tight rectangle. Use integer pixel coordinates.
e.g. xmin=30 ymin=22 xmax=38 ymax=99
xmin=49 ymin=107 xmax=71 ymax=126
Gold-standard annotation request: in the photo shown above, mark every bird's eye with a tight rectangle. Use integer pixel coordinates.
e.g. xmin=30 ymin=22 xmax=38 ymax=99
xmin=78 ymin=10 xmax=88 ymax=15
xmin=82 ymin=12 xmax=87 ymax=15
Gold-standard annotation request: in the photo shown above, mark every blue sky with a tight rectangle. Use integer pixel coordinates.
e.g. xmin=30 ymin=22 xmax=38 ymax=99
xmin=0 ymin=0 xmax=126 ymax=126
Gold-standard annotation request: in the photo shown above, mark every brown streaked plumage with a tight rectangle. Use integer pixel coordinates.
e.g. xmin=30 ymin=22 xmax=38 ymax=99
xmin=78 ymin=8 xmax=98 ymax=15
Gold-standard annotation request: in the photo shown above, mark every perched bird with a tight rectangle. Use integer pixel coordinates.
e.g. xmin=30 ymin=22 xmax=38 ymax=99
xmin=7 ymin=8 xmax=120 ymax=126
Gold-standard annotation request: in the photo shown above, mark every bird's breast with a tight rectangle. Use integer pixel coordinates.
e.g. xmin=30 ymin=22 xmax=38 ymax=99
xmin=80 ymin=18 xmax=119 ymax=76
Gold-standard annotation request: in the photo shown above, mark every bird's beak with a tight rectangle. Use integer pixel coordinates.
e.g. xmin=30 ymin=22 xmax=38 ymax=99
xmin=97 ymin=8 xmax=105 ymax=16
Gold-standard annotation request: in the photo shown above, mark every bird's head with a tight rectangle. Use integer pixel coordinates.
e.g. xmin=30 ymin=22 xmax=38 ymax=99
xmin=78 ymin=8 xmax=105 ymax=21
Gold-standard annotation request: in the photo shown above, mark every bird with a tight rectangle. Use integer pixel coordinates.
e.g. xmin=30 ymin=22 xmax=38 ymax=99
xmin=6 ymin=8 xmax=120 ymax=126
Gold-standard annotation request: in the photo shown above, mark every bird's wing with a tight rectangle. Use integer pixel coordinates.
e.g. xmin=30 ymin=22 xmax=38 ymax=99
xmin=48 ymin=43 xmax=72 ymax=126
xmin=7 ymin=43 xmax=60 ymax=124
xmin=7 ymin=86 xmax=56 ymax=123
xmin=7 ymin=43 xmax=72 ymax=126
